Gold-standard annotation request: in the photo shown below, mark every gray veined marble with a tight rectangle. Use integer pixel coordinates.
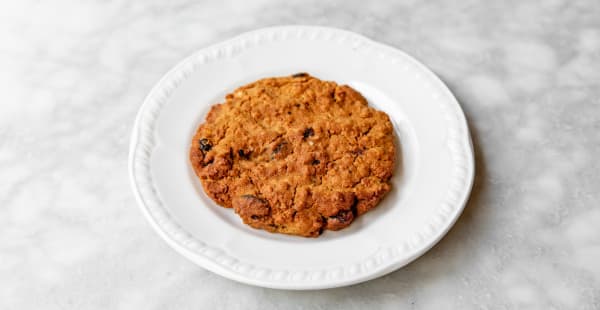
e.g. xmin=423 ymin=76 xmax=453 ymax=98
xmin=1 ymin=0 xmax=599 ymax=309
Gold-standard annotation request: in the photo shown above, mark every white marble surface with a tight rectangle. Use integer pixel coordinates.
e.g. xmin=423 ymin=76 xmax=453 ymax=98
xmin=1 ymin=0 xmax=599 ymax=309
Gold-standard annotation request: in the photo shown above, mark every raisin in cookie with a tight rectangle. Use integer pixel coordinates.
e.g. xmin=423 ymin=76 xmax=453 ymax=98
xmin=190 ymin=73 xmax=395 ymax=237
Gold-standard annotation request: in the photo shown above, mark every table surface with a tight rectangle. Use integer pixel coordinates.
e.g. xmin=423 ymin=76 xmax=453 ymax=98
xmin=2 ymin=1 xmax=599 ymax=309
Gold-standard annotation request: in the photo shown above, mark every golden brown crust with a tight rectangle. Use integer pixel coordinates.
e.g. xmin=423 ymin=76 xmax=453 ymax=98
xmin=190 ymin=73 xmax=395 ymax=237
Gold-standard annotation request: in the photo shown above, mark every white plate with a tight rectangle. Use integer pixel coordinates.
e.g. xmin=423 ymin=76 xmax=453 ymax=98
xmin=129 ymin=26 xmax=474 ymax=290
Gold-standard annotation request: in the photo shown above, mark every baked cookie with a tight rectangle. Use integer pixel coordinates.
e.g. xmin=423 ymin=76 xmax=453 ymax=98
xmin=190 ymin=73 xmax=395 ymax=237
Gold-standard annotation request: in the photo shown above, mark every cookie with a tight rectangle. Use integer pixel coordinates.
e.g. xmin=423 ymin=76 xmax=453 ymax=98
xmin=190 ymin=73 xmax=395 ymax=237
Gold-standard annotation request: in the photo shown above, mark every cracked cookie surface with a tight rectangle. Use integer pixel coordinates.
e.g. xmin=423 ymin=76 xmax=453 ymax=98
xmin=190 ymin=74 xmax=395 ymax=237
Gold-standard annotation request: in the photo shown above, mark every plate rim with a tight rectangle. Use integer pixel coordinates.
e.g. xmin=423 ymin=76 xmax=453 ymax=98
xmin=128 ymin=25 xmax=475 ymax=290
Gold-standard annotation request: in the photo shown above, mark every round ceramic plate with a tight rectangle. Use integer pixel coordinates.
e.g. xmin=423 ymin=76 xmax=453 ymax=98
xmin=129 ymin=26 xmax=474 ymax=290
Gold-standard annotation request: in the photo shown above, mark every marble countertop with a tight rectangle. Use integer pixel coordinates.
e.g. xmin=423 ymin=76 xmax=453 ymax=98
xmin=2 ymin=1 xmax=599 ymax=309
